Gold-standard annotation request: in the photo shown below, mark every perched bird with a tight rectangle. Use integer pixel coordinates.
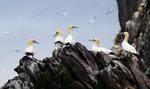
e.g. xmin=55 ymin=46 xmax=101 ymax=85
xmin=54 ymin=30 xmax=64 ymax=50
xmin=25 ymin=39 xmax=39 ymax=58
xmin=65 ymin=25 xmax=78 ymax=44
xmin=89 ymin=16 xmax=96 ymax=24
xmin=119 ymin=32 xmax=137 ymax=54
xmin=89 ymin=38 xmax=112 ymax=54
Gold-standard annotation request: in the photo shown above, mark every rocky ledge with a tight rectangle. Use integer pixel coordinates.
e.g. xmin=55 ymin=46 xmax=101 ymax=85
xmin=1 ymin=43 xmax=150 ymax=89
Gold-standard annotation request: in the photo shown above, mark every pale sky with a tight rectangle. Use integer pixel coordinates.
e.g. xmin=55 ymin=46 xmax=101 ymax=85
xmin=0 ymin=0 xmax=120 ymax=86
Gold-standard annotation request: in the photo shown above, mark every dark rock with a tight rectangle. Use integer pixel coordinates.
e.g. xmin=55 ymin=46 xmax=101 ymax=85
xmin=1 ymin=43 xmax=150 ymax=89
xmin=1 ymin=0 xmax=150 ymax=88
xmin=116 ymin=0 xmax=150 ymax=78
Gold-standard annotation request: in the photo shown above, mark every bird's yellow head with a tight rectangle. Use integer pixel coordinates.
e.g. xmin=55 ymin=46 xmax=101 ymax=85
xmin=89 ymin=38 xmax=100 ymax=47
xmin=55 ymin=29 xmax=62 ymax=36
xmin=29 ymin=39 xmax=39 ymax=46
xmin=124 ymin=32 xmax=129 ymax=41
xmin=68 ymin=25 xmax=79 ymax=34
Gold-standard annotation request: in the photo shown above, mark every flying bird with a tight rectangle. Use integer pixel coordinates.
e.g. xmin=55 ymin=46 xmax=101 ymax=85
xmin=65 ymin=25 xmax=79 ymax=44
xmin=119 ymin=32 xmax=137 ymax=54
xmin=105 ymin=9 xmax=117 ymax=15
xmin=25 ymin=39 xmax=40 ymax=58
xmin=10 ymin=49 xmax=23 ymax=53
xmin=54 ymin=30 xmax=64 ymax=50
xmin=33 ymin=13 xmax=43 ymax=18
xmin=56 ymin=12 xmax=69 ymax=16
xmin=89 ymin=38 xmax=112 ymax=54
xmin=63 ymin=13 xmax=69 ymax=16
xmin=92 ymin=4 xmax=100 ymax=8
xmin=89 ymin=16 xmax=96 ymax=24
xmin=1 ymin=31 xmax=11 ymax=35
xmin=43 ymin=8 xmax=48 ymax=11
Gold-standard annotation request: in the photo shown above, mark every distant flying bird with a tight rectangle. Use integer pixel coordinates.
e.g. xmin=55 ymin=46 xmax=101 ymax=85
xmin=56 ymin=12 xmax=69 ymax=16
xmin=119 ymin=32 xmax=137 ymax=54
xmin=43 ymin=8 xmax=48 ymax=11
xmin=105 ymin=9 xmax=117 ymax=15
xmin=33 ymin=13 xmax=43 ymax=18
xmin=63 ymin=13 xmax=69 ymax=16
xmin=10 ymin=49 xmax=23 ymax=53
xmin=89 ymin=16 xmax=96 ymax=24
xmin=25 ymin=39 xmax=40 ymax=58
xmin=65 ymin=25 xmax=79 ymax=44
xmin=2 ymin=31 xmax=11 ymax=35
xmin=89 ymin=38 xmax=112 ymax=54
xmin=92 ymin=4 xmax=100 ymax=8
xmin=54 ymin=30 xmax=64 ymax=50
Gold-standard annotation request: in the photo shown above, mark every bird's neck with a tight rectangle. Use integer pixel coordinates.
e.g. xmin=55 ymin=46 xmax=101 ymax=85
xmin=58 ymin=34 xmax=62 ymax=37
xmin=93 ymin=42 xmax=99 ymax=47
xmin=124 ymin=35 xmax=129 ymax=42
xmin=68 ymin=28 xmax=72 ymax=35
xmin=29 ymin=42 xmax=33 ymax=46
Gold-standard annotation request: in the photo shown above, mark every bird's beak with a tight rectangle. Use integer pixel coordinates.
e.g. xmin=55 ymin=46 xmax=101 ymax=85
xmin=72 ymin=26 xmax=79 ymax=29
xmin=53 ymin=33 xmax=57 ymax=37
xmin=34 ymin=41 xmax=40 ymax=45
xmin=88 ymin=39 xmax=95 ymax=41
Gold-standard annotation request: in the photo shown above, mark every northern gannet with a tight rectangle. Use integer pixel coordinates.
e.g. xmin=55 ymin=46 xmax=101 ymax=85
xmin=10 ymin=49 xmax=23 ymax=53
xmin=119 ymin=32 xmax=137 ymax=54
xmin=25 ymin=39 xmax=39 ymax=58
xmin=54 ymin=30 xmax=64 ymax=50
xmin=105 ymin=9 xmax=117 ymax=15
xmin=65 ymin=25 xmax=78 ymax=44
xmin=89 ymin=38 xmax=112 ymax=54
xmin=89 ymin=16 xmax=96 ymax=24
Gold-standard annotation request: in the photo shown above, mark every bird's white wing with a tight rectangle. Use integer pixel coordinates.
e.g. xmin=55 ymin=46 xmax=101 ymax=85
xmin=89 ymin=16 xmax=96 ymax=24
xmin=98 ymin=47 xmax=112 ymax=54
xmin=55 ymin=36 xmax=64 ymax=43
xmin=65 ymin=35 xmax=74 ymax=44
xmin=25 ymin=46 xmax=34 ymax=54
xmin=122 ymin=42 xmax=136 ymax=54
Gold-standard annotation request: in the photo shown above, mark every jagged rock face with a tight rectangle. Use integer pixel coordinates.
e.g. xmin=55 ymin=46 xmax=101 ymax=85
xmin=1 ymin=43 xmax=150 ymax=89
xmin=116 ymin=0 xmax=138 ymax=30
xmin=116 ymin=0 xmax=150 ymax=75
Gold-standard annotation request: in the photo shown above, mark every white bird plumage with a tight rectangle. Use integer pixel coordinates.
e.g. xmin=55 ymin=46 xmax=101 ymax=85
xmin=120 ymin=32 xmax=137 ymax=54
xmin=54 ymin=30 xmax=64 ymax=50
xmin=89 ymin=16 xmax=96 ymax=24
xmin=25 ymin=46 xmax=34 ymax=54
xmin=25 ymin=39 xmax=39 ymax=58
xmin=89 ymin=38 xmax=112 ymax=54
xmin=65 ymin=25 xmax=78 ymax=44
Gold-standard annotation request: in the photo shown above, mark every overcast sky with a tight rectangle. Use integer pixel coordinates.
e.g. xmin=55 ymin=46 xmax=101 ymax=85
xmin=0 ymin=0 xmax=120 ymax=86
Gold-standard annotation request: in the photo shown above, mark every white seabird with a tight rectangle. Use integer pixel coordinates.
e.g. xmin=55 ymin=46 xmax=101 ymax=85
xmin=65 ymin=25 xmax=78 ymax=44
xmin=25 ymin=39 xmax=39 ymax=58
xmin=89 ymin=38 xmax=112 ymax=54
xmin=105 ymin=9 xmax=117 ymax=15
xmin=119 ymin=32 xmax=137 ymax=54
xmin=54 ymin=30 xmax=64 ymax=50
xmin=89 ymin=16 xmax=96 ymax=24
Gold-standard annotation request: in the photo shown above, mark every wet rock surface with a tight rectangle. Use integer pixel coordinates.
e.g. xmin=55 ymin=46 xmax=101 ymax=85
xmin=1 ymin=43 xmax=150 ymax=89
